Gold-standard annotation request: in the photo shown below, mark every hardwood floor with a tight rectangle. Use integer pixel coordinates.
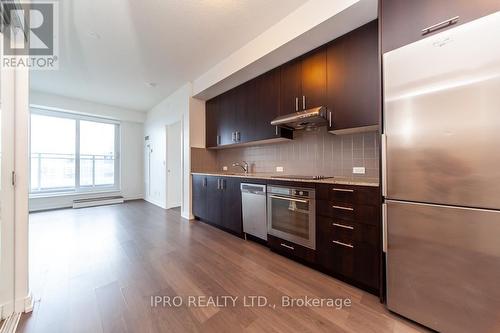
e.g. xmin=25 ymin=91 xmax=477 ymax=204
xmin=19 ymin=200 xmax=428 ymax=333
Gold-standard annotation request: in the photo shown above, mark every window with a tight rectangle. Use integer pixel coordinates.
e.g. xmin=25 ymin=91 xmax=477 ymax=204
xmin=30 ymin=111 xmax=120 ymax=194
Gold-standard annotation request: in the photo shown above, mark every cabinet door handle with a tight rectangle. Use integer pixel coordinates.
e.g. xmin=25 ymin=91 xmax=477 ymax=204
xmin=231 ymin=132 xmax=235 ymax=142
xmin=222 ymin=179 xmax=226 ymax=190
xmin=422 ymin=16 xmax=459 ymax=35
xmin=275 ymin=126 xmax=278 ymax=136
xmin=280 ymin=243 xmax=294 ymax=250
xmin=295 ymin=97 xmax=299 ymax=111
xmin=302 ymin=96 xmax=306 ymax=110
xmin=333 ymin=223 xmax=354 ymax=230
xmin=332 ymin=205 xmax=354 ymax=211
xmin=217 ymin=135 xmax=221 ymax=145
xmin=328 ymin=111 xmax=332 ymax=127
xmin=332 ymin=188 xmax=354 ymax=193
xmin=217 ymin=179 xmax=222 ymax=190
xmin=333 ymin=240 xmax=354 ymax=248
xmin=236 ymin=131 xmax=241 ymax=142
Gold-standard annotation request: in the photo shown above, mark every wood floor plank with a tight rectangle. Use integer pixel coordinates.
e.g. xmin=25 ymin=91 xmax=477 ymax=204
xmin=20 ymin=201 xmax=430 ymax=333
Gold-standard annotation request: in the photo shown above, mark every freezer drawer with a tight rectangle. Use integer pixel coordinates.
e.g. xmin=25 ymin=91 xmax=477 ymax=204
xmin=383 ymin=12 xmax=500 ymax=210
xmin=386 ymin=200 xmax=500 ymax=333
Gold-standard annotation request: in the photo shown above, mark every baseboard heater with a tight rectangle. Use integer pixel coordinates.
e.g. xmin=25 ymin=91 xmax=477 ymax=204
xmin=72 ymin=196 xmax=124 ymax=209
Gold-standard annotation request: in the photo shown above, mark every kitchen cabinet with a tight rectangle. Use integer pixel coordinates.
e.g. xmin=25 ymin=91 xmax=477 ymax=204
xmin=192 ymin=175 xmax=207 ymax=219
xmin=251 ymin=68 xmax=287 ymax=141
xmin=205 ymin=69 xmax=292 ymax=148
xmin=268 ymin=234 xmax=315 ymax=264
xmin=380 ymin=0 xmax=500 ymax=53
xmin=326 ymin=20 xmax=379 ymax=133
xmin=192 ymin=175 xmax=243 ymax=236
xmin=205 ymin=98 xmax=219 ymax=148
xmin=280 ymin=47 xmax=327 ymax=114
xmin=316 ymin=183 xmax=381 ymax=294
xmin=206 ymin=176 xmax=222 ymax=225
xmin=221 ymin=177 xmax=243 ymax=234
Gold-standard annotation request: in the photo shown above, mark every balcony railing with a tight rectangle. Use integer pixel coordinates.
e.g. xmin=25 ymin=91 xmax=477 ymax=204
xmin=30 ymin=152 xmax=115 ymax=192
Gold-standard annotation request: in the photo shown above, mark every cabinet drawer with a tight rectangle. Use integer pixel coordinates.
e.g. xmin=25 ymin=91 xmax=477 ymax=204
xmin=317 ymin=200 xmax=380 ymax=226
xmin=268 ymin=235 xmax=315 ymax=263
xmin=316 ymin=184 xmax=380 ymax=205
xmin=321 ymin=217 xmax=379 ymax=247
xmin=332 ymin=243 xmax=354 ymax=278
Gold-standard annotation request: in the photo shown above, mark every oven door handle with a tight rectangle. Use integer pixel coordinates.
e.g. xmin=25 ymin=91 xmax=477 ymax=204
xmin=269 ymin=195 xmax=309 ymax=204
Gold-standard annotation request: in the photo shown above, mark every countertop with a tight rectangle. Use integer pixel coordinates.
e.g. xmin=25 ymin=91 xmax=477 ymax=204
xmin=191 ymin=171 xmax=379 ymax=187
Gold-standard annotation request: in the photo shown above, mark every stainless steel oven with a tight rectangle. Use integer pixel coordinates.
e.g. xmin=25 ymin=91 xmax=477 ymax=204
xmin=267 ymin=185 xmax=316 ymax=250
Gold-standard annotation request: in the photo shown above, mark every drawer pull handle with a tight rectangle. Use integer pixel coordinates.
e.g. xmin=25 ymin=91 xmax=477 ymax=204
xmin=333 ymin=240 xmax=354 ymax=248
xmin=332 ymin=205 xmax=354 ymax=211
xmin=333 ymin=223 xmax=354 ymax=230
xmin=332 ymin=188 xmax=354 ymax=193
xmin=280 ymin=243 xmax=295 ymax=250
xmin=422 ymin=16 xmax=459 ymax=35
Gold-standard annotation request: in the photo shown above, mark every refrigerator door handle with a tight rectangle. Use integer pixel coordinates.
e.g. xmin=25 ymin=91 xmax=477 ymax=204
xmin=382 ymin=203 xmax=388 ymax=253
xmin=381 ymin=133 xmax=387 ymax=197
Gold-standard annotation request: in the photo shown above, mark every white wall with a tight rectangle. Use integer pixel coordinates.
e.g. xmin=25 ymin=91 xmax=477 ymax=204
xmin=28 ymin=93 xmax=145 ymax=211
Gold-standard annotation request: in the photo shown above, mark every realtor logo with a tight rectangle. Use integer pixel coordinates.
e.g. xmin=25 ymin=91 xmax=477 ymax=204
xmin=2 ymin=1 xmax=59 ymax=69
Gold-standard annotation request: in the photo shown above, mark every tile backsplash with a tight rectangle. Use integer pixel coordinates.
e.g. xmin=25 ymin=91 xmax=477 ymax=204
xmin=192 ymin=128 xmax=380 ymax=179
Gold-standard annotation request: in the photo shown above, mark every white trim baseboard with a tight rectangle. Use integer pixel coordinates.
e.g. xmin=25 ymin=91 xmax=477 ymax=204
xmin=144 ymin=197 xmax=167 ymax=209
xmin=0 ymin=312 xmax=21 ymax=333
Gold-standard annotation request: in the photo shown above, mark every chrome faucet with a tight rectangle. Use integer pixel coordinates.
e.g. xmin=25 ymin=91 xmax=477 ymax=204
xmin=232 ymin=161 xmax=249 ymax=174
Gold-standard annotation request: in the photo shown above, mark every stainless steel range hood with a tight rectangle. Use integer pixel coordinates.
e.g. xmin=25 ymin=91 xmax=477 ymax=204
xmin=270 ymin=106 xmax=327 ymax=130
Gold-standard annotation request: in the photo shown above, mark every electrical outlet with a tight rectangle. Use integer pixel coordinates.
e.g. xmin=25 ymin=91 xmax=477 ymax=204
xmin=276 ymin=166 xmax=284 ymax=172
xmin=222 ymin=166 xmax=228 ymax=171
xmin=353 ymin=167 xmax=366 ymax=174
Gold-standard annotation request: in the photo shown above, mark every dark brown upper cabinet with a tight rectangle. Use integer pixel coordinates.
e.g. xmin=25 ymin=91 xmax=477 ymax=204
xmin=206 ymin=68 xmax=292 ymax=149
xmin=301 ymin=48 xmax=327 ymax=110
xmin=380 ymin=0 xmax=500 ymax=53
xmin=205 ymin=98 xmax=219 ymax=148
xmin=326 ymin=20 xmax=379 ymax=134
xmin=280 ymin=47 xmax=327 ymax=114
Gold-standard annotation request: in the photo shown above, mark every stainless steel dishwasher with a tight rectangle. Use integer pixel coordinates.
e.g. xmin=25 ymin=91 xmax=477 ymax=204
xmin=241 ymin=183 xmax=267 ymax=241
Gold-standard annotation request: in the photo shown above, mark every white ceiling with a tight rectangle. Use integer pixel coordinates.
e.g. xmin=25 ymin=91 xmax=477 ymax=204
xmin=30 ymin=0 xmax=307 ymax=111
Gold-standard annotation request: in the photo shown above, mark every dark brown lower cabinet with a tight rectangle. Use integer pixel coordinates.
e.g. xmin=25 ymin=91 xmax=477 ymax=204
xmin=192 ymin=175 xmax=242 ymax=236
xmin=192 ymin=175 xmax=207 ymax=219
xmin=268 ymin=234 xmax=315 ymax=264
xmin=221 ymin=177 xmax=242 ymax=235
xmin=316 ymin=183 xmax=381 ymax=295
xmin=317 ymin=215 xmax=380 ymax=293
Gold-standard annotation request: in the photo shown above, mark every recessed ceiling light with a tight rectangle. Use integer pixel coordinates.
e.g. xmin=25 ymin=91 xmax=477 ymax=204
xmin=147 ymin=82 xmax=158 ymax=88
xmin=88 ymin=31 xmax=101 ymax=39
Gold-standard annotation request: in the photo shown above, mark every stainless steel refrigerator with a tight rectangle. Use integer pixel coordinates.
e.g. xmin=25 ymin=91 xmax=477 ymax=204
xmin=382 ymin=12 xmax=500 ymax=333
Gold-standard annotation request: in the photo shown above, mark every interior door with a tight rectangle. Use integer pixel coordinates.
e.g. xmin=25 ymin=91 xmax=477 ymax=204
xmin=0 ymin=31 xmax=16 ymax=316
xmin=384 ymin=12 xmax=500 ymax=209
xmin=386 ymin=200 xmax=500 ymax=333
xmin=166 ymin=121 xmax=182 ymax=209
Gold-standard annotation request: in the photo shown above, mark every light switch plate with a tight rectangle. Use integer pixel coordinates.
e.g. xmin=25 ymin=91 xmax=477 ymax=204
xmin=276 ymin=166 xmax=284 ymax=172
xmin=353 ymin=167 xmax=366 ymax=174
xmin=222 ymin=166 xmax=228 ymax=171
